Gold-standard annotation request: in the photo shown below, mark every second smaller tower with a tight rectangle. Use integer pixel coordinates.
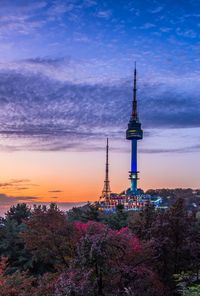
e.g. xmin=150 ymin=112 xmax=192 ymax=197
xmin=101 ymin=138 xmax=111 ymax=201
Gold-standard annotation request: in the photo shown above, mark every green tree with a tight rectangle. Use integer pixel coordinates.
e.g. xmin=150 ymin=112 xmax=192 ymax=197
xmin=183 ymin=284 xmax=200 ymax=296
xmin=104 ymin=204 xmax=128 ymax=230
xmin=0 ymin=206 xmax=32 ymax=273
xmin=128 ymin=202 xmax=156 ymax=240
xmin=68 ymin=203 xmax=100 ymax=222
xmin=5 ymin=203 xmax=31 ymax=225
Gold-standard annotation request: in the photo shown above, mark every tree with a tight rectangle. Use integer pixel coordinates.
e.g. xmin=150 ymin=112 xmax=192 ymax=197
xmin=5 ymin=203 xmax=31 ymax=225
xmin=0 ymin=218 xmax=32 ymax=273
xmin=183 ymin=284 xmax=200 ymax=296
xmin=128 ymin=202 xmax=156 ymax=240
xmin=22 ymin=203 xmax=78 ymax=274
xmin=32 ymin=272 xmax=58 ymax=296
xmin=67 ymin=203 xmax=100 ymax=223
xmin=0 ymin=256 xmax=35 ymax=296
xmin=150 ymin=198 xmax=195 ymax=291
xmin=103 ymin=204 xmax=128 ymax=230
xmin=0 ymin=271 xmax=35 ymax=296
xmin=55 ymin=222 xmax=167 ymax=296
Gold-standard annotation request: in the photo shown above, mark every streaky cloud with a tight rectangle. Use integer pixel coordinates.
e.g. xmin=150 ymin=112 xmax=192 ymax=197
xmin=0 ymin=59 xmax=199 ymax=152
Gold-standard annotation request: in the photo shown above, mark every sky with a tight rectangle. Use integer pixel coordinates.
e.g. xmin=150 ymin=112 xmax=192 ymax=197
xmin=0 ymin=0 xmax=199 ymax=210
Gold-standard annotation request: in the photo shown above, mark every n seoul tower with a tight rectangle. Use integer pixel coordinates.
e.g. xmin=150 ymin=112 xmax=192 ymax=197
xmin=126 ymin=64 xmax=143 ymax=193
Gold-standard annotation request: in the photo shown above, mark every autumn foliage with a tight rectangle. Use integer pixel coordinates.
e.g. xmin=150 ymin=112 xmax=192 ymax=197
xmin=0 ymin=199 xmax=200 ymax=295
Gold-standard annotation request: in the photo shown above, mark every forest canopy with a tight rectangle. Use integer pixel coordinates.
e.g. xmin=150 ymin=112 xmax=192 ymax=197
xmin=0 ymin=191 xmax=200 ymax=295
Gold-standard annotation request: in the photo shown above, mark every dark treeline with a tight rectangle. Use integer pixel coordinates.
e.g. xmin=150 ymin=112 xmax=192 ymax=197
xmin=0 ymin=192 xmax=200 ymax=295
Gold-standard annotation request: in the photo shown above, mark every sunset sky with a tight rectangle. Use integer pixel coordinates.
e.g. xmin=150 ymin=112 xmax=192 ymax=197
xmin=0 ymin=0 xmax=200 ymax=210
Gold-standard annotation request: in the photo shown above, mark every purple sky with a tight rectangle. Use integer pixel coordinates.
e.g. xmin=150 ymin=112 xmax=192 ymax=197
xmin=0 ymin=0 xmax=199 ymax=209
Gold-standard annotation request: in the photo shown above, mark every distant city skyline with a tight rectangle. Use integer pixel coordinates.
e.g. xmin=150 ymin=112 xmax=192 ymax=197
xmin=0 ymin=0 xmax=199 ymax=209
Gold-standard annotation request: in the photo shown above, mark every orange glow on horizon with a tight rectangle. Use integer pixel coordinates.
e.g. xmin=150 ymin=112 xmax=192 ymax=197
xmin=0 ymin=144 xmax=199 ymax=205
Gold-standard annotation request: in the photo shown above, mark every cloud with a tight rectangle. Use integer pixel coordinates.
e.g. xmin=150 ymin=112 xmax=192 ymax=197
xmin=73 ymin=32 xmax=90 ymax=43
xmin=0 ymin=179 xmax=29 ymax=187
xmin=83 ymin=0 xmax=97 ymax=7
xmin=160 ymin=27 xmax=172 ymax=33
xmin=0 ymin=179 xmax=37 ymax=191
xmin=48 ymin=190 xmax=63 ymax=193
xmin=47 ymin=2 xmax=75 ymax=18
xmin=176 ymin=28 xmax=197 ymax=38
xmin=0 ymin=193 xmax=39 ymax=205
xmin=141 ymin=23 xmax=156 ymax=29
xmin=141 ymin=144 xmax=200 ymax=154
xmin=0 ymin=0 xmax=198 ymax=158
xmin=96 ymin=10 xmax=112 ymax=19
xmin=0 ymin=57 xmax=199 ymax=152
xmin=0 ymin=1 xmax=48 ymax=36
xmin=0 ymin=0 xmax=47 ymax=12
xmin=0 ymin=0 xmax=99 ymax=39
xmin=16 ymin=187 xmax=30 ymax=191
xmin=149 ymin=6 xmax=164 ymax=14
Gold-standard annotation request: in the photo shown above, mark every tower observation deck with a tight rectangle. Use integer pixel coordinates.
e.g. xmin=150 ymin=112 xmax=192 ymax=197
xmin=126 ymin=64 xmax=143 ymax=193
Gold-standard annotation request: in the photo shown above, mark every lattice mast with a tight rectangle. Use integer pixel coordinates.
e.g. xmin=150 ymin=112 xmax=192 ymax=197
xmin=101 ymin=138 xmax=111 ymax=200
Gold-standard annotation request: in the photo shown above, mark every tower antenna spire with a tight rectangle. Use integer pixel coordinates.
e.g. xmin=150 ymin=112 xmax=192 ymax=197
xmin=132 ymin=61 xmax=138 ymax=120
xmin=101 ymin=138 xmax=111 ymax=200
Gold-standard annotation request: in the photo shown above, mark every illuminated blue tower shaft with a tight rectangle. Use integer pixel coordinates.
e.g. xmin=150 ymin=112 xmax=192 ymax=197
xmin=131 ymin=140 xmax=137 ymax=192
xmin=126 ymin=64 xmax=143 ymax=194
